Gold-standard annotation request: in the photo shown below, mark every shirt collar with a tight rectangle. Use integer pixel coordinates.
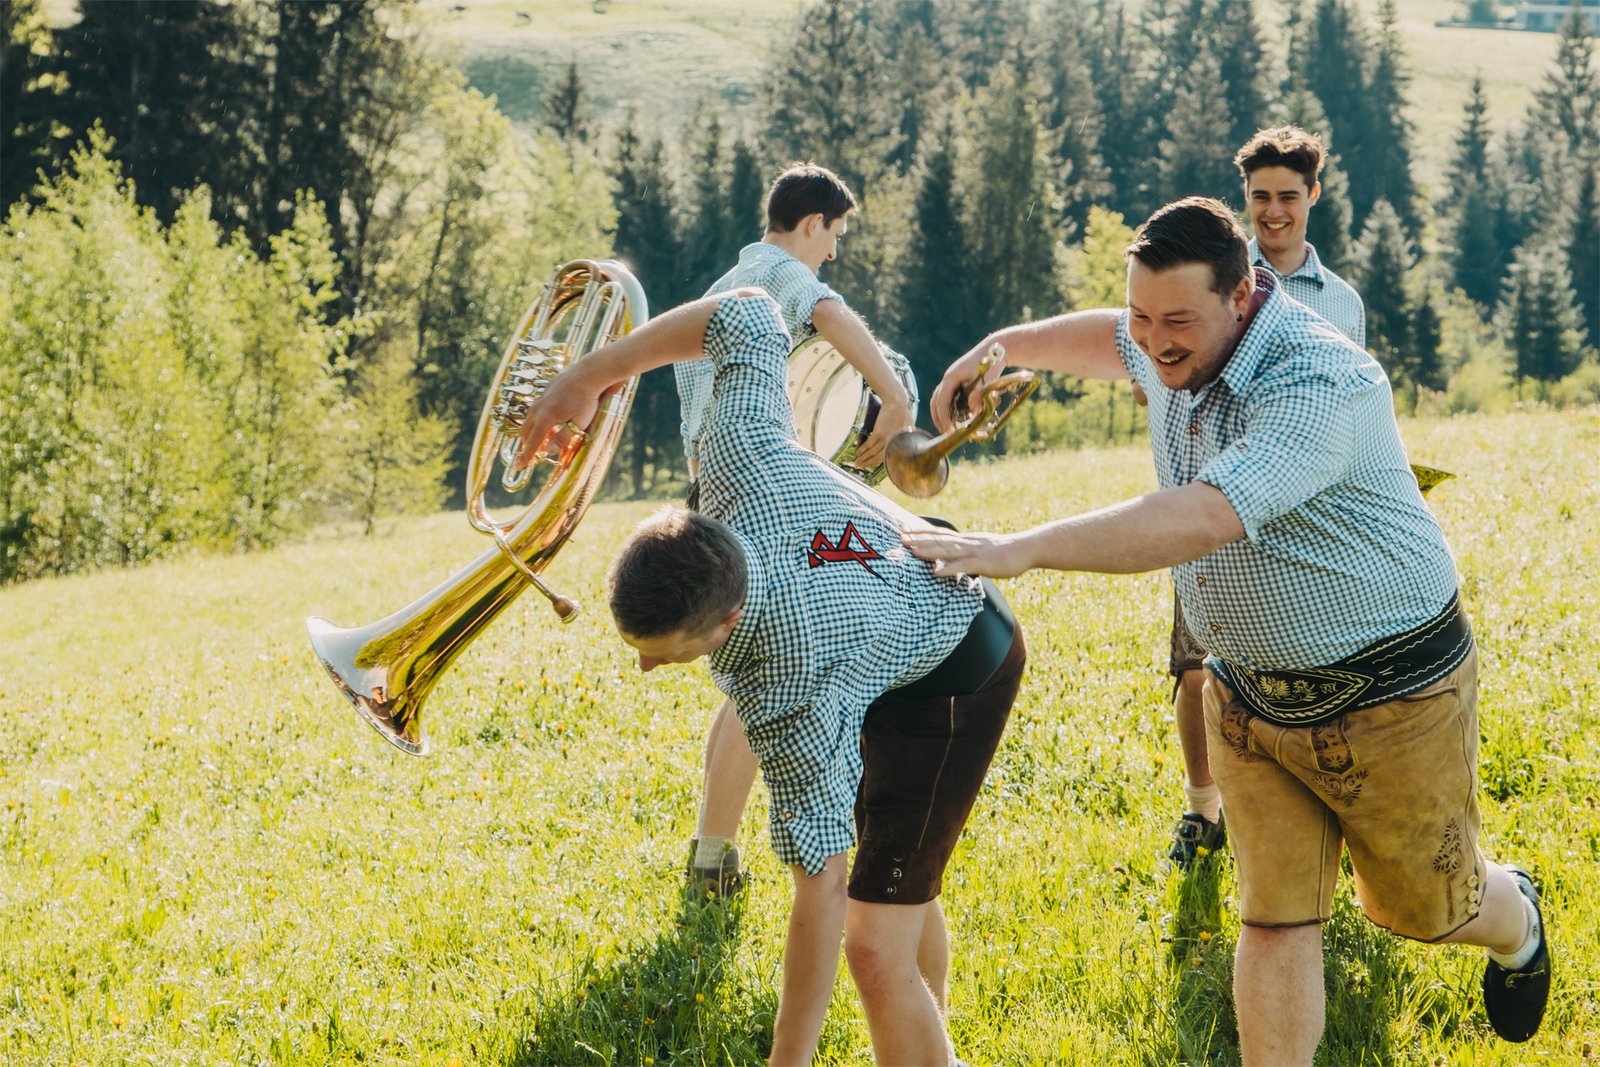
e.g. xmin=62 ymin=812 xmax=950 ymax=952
xmin=1249 ymin=237 xmax=1328 ymax=287
xmin=710 ymin=529 xmax=768 ymax=674
xmin=1217 ymin=267 xmax=1286 ymax=397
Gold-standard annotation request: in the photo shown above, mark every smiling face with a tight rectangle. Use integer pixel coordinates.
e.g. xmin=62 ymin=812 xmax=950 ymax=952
xmin=1245 ymin=165 xmax=1320 ymax=269
xmin=1125 ymin=260 xmax=1252 ymax=393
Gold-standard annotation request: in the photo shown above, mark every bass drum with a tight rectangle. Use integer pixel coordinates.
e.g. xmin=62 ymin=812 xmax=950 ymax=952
xmin=786 ymin=334 xmax=888 ymax=485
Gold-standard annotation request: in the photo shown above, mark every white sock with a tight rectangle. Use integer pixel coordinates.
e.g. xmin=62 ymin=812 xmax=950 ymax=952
xmin=1488 ymin=889 xmax=1541 ymax=970
xmin=1184 ymin=780 xmax=1222 ymax=824
xmin=694 ymin=834 xmax=732 ymax=870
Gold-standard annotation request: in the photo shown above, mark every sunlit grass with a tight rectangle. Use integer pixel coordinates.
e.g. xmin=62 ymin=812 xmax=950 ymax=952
xmin=1 ymin=408 xmax=1596 ymax=1064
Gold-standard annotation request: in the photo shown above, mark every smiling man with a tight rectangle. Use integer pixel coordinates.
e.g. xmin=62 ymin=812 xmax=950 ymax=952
xmin=909 ymin=197 xmax=1550 ymax=1065
xmin=1161 ymin=126 xmax=1370 ymax=871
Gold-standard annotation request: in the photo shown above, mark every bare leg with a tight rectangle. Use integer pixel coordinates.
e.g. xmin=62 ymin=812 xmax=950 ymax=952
xmin=1174 ymin=669 xmax=1213 ymax=789
xmin=771 ymin=855 xmax=849 ymax=1066
xmin=1437 ymin=861 xmax=1534 ymax=954
xmin=1234 ymin=923 xmax=1324 ymax=1066
xmin=698 ymin=696 xmax=759 ymax=840
xmin=845 ymin=899 xmax=954 ymax=1066
xmin=916 ymin=902 xmax=951 ymax=1017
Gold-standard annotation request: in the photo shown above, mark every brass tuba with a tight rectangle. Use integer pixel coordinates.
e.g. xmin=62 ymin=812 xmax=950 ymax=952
xmin=306 ymin=259 xmax=648 ymax=756
xmin=885 ymin=344 xmax=1038 ymax=498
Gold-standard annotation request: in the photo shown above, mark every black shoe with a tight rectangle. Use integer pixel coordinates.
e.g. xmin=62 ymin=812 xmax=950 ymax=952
xmin=1167 ymin=811 xmax=1226 ymax=870
xmin=685 ymin=840 xmax=746 ymax=900
xmin=1482 ymin=866 xmax=1551 ymax=1043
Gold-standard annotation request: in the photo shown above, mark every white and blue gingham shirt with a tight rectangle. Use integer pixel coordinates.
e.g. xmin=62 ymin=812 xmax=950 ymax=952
xmin=698 ymin=294 xmax=983 ymax=876
xmin=1118 ymin=268 xmax=1457 ymax=671
xmin=677 ymin=242 xmax=914 ymax=461
xmin=1249 ymin=238 xmax=1366 ymax=348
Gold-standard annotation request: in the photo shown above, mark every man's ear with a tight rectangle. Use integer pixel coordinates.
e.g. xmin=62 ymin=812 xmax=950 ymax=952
xmin=1307 ymin=180 xmax=1322 ymax=207
xmin=800 ymin=212 xmax=826 ymax=238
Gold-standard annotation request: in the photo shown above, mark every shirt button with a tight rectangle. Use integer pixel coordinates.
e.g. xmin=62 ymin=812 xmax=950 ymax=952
xmin=1209 ymin=623 xmax=1222 ymax=634
xmin=1195 ymin=576 xmax=1207 ymax=587
xmin=1188 ymin=422 xmax=1200 ymax=436
xmin=782 ymin=810 xmax=794 ymax=821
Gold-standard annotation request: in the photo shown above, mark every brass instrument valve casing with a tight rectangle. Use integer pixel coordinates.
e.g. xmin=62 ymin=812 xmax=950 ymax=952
xmin=496 ymin=338 xmax=564 ymax=489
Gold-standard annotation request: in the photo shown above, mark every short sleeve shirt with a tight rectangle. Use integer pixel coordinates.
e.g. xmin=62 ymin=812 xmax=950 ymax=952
xmin=1116 ymin=268 xmax=1457 ymax=670
xmin=696 ymin=294 xmax=984 ymax=875
xmin=1249 ymin=238 xmax=1366 ymax=348
xmin=676 ymin=243 xmax=842 ymax=461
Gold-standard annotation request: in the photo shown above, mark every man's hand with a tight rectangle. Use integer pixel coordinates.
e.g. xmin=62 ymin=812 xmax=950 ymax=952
xmin=929 ymin=343 xmax=1003 ymax=434
xmin=901 ymin=527 xmax=1032 ymax=579
xmin=855 ymin=389 xmax=914 ymax=470
xmin=514 ymin=364 xmax=603 ymax=470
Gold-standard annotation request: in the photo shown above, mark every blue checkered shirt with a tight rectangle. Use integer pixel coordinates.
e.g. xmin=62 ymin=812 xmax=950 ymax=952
xmin=677 ymin=242 xmax=913 ymax=461
xmin=698 ymin=293 xmax=983 ymax=875
xmin=1117 ymin=268 xmax=1458 ymax=670
xmin=1249 ymin=238 xmax=1366 ymax=348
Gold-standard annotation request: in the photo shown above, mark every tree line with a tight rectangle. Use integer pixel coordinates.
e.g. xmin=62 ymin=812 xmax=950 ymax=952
xmin=1 ymin=0 xmax=1596 ymax=582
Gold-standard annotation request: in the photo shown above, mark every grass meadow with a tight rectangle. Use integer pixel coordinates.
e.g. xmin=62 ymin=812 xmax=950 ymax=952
xmin=1 ymin=408 xmax=1597 ymax=1066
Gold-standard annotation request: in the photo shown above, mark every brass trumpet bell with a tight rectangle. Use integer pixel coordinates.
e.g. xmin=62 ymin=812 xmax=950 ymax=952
xmin=306 ymin=260 xmax=648 ymax=755
xmin=885 ymin=345 xmax=1038 ymax=498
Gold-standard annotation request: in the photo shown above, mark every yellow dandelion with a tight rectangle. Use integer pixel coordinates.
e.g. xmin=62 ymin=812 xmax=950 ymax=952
xmin=695 ymin=992 xmax=705 ymax=1003
xmin=1199 ymin=930 xmax=1212 ymax=943
xmin=1195 ymin=846 xmax=1210 ymax=858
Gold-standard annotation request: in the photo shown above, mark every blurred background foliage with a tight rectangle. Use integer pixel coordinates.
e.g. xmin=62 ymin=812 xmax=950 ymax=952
xmin=1 ymin=0 xmax=1596 ymax=582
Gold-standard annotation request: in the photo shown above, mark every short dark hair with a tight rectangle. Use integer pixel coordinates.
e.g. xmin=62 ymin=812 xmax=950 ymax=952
xmin=607 ymin=507 xmax=747 ymax=639
xmin=1233 ymin=125 xmax=1325 ymax=189
xmin=1124 ymin=197 xmax=1251 ymax=297
xmin=765 ymin=163 xmax=857 ymax=233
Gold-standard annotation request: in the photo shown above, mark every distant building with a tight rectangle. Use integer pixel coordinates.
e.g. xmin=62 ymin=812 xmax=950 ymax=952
xmin=1516 ymin=1 xmax=1600 ymax=32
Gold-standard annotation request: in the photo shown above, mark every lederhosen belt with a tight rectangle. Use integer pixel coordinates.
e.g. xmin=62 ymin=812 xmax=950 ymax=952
xmin=1207 ymin=594 xmax=1473 ymax=727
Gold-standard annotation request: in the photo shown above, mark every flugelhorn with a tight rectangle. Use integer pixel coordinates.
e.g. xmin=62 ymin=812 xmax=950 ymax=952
xmin=884 ymin=344 xmax=1037 ymax=498
xmin=306 ymin=259 xmax=647 ymax=755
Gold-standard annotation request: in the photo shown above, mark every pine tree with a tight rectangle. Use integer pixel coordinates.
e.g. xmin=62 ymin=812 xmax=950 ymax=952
xmin=52 ymin=0 xmax=258 ymax=226
xmin=762 ymin=0 xmax=896 ymax=200
xmin=962 ymin=67 xmax=1065 ymax=339
xmin=610 ymin=112 xmax=685 ymax=492
xmin=1498 ymin=237 xmax=1589 ymax=399
xmin=682 ymin=105 xmax=728 ymax=294
xmin=1 ymin=0 xmax=70 ymax=210
xmin=935 ymin=0 xmax=1032 ymax=91
xmin=1444 ymin=78 xmax=1515 ymax=308
xmin=878 ymin=9 xmax=952 ymax=175
xmin=1533 ymin=3 xmax=1600 ymax=153
xmin=1349 ymin=199 xmax=1412 ymax=372
xmin=543 ymin=60 xmax=590 ymax=148
xmin=895 ymin=120 xmax=978 ymax=420
xmin=1567 ymin=147 xmax=1600 ymax=347
xmin=1086 ymin=0 xmax=1157 ymax=220
xmin=1040 ymin=0 xmax=1111 ymax=232
xmin=1298 ymin=1 xmax=1368 ymax=223
xmin=1158 ymin=51 xmax=1240 ymax=204
xmin=1212 ymin=0 xmax=1271 ymax=152
xmin=1357 ymin=0 xmax=1419 ymax=231
xmin=724 ymin=139 xmax=767 ymax=256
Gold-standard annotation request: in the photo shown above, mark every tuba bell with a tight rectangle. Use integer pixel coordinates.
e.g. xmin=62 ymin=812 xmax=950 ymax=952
xmin=306 ymin=259 xmax=647 ymax=756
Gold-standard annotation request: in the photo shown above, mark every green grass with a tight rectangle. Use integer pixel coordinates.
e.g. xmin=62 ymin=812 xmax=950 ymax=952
xmin=2 ymin=408 xmax=1597 ymax=1065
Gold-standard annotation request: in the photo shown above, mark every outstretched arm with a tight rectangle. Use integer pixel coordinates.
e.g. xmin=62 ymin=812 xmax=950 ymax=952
xmin=516 ymin=290 xmax=759 ymax=465
xmin=931 ymin=309 xmax=1127 ymax=432
xmin=810 ymin=298 xmax=913 ymax=469
xmin=901 ymin=481 xmax=1244 ymax=577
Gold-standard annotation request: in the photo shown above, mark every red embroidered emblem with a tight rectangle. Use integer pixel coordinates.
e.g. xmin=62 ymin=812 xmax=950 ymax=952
xmin=807 ymin=521 xmax=884 ymax=574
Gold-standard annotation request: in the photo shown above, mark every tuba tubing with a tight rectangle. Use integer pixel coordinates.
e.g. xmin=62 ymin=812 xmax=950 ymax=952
xmin=307 ymin=259 xmax=647 ymax=756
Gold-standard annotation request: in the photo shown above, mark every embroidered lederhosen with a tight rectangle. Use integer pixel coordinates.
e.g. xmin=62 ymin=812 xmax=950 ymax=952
xmin=1208 ymin=595 xmax=1473 ymax=727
